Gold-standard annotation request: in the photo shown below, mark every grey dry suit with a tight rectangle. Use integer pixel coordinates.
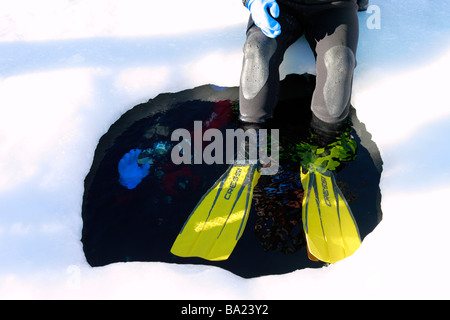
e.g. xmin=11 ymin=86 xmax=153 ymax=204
xmin=239 ymin=0 xmax=368 ymax=125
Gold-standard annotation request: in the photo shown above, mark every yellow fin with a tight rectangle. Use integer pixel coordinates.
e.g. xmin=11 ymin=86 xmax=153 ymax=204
xmin=171 ymin=164 xmax=261 ymax=261
xmin=301 ymin=167 xmax=361 ymax=264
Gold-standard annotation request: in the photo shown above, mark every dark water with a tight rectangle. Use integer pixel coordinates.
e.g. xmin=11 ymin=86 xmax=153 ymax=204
xmin=81 ymin=74 xmax=383 ymax=278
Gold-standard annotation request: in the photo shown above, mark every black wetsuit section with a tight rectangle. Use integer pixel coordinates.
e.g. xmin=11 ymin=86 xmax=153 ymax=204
xmin=239 ymin=0 xmax=359 ymax=124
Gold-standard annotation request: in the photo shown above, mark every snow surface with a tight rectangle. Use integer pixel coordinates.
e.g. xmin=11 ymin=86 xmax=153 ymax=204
xmin=1 ymin=0 xmax=450 ymax=299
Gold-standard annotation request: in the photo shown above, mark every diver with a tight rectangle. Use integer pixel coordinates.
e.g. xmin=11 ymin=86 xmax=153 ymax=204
xmin=240 ymin=0 xmax=368 ymax=132
xmin=171 ymin=0 xmax=368 ymax=263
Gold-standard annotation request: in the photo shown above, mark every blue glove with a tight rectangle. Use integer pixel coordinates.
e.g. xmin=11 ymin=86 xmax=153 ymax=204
xmin=246 ymin=0 xmax=281 ymax=38
xmin=118 ymin=149 xmax=151 ymax=189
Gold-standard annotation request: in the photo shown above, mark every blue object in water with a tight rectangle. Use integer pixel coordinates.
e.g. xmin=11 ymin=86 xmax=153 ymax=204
xmin=118 ymin=149 xmax=151 ymax=189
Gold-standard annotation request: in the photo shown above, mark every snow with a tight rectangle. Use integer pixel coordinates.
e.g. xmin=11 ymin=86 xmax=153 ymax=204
xmin=1 ymin=0 xmax=450 ymax=299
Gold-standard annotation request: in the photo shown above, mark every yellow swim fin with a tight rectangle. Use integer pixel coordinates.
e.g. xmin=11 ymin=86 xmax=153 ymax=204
xmin=171 ymin=164 xmax=261 ymax=261
xmin=301 ymin=167 xmax=361 ymax=264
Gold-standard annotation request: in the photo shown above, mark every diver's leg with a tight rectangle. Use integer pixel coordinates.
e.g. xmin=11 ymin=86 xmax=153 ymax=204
xmin=239 ymin=23 xmax=279 ymax=123
xmin=239 ymin=10 xmax=302 ymax=124
xmin=306 ymin=1 xmax=359 ymax=125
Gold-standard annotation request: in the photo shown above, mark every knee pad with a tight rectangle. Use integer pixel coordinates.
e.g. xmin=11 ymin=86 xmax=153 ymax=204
xmin=240 ymin=32 xmax=278 ymax=100
xmin=320 ymin=45 xmax=356 ymax=121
